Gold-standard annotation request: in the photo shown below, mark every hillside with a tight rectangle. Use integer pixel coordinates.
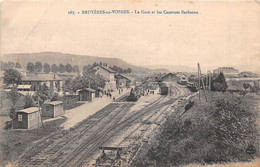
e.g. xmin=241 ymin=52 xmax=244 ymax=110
xmin=1 ymin=52 xmax=151 ymax=74
xmin=143 ymin=65 xmax=196 ymax=73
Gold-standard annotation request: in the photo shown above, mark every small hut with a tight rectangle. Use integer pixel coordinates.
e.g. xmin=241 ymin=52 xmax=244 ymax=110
xmin=42 ymin=101 xmax=64 ymax=118
xmin=78 ymin=88 xmax=96 ymax=101
xmin=13 ymin=107 xmax=40 ymax=129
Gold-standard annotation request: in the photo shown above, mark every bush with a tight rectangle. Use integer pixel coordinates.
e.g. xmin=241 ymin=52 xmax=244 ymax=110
xmin=212 ymin=72 xmax=228 ymax=92
xmin=134 ymin=93 xmax=260 ymax=166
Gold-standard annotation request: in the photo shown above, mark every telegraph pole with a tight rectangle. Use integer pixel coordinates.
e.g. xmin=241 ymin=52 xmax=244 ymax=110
xmin=208 ymin=71 xmax=211 ymax=91
xmin=200 ymin=69 xmax=208 ymax=102
xmin=198 ymin=63 xmax=201 ymax=101
xmin=198 ymin=63 xmax=208 ymax=102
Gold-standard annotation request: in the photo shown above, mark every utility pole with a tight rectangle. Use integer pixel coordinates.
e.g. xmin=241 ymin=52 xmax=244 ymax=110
xmin=206 ymin=72 xmax=208 ymax=91
xmin=198 ymin=63 xmax=200 ymax=101
xmin=208 ymin=71 xmax=211 ymax=91
xmin=198 ymin=63 xmax=208 ymax=102
xmin=38 ymin=95 xmax=44 ymax=129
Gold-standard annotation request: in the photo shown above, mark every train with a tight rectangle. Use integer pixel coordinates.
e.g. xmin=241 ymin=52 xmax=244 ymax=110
xmin=126 ymin=85 xmax=147 ymax=101
xmin=186 ymin=82 xmax=198 ymax=92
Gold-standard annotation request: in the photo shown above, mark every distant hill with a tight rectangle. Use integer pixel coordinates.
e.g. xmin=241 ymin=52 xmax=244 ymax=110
xmin=1 ymin=52 xmax=151 ymax=74
xmin=143 ymin=65 xmax=196 ymax=73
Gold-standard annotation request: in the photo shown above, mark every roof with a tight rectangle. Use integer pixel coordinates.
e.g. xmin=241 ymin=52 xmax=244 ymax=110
xmin=90 ymin=65 xmax=115 ymax=73
xmin=159 ymin=73 xmax=178 ymax=81
xmin=17 ymin=85 xmax=32 ymax=89
xmin=22 ymin=73 xmax=62 ymax=81
xmin=116 ymin=74 xmax=135 ymax=81
xmin=18 ymin=107 xmax=39 ymax=114
xmin=213 ymin=67 xmax=239 ymax=72
xmin=44 ymin=101 xmax=63 ymax=105
xmin=77 ymin=88 xmax=96 ymax=92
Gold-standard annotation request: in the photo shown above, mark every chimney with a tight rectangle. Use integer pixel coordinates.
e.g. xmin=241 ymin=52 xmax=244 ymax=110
xmin=54 ymin=74 xmax=56 ymax=79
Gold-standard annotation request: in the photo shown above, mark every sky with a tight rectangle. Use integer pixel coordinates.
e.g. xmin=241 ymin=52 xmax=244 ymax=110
xmin=1 ymin=0 xmax=260 ymax=67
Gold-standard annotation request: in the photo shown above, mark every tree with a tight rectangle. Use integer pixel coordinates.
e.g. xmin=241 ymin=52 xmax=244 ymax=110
xmin=43 ymin=63 xmax=51 ymax=73
xmin=8 ymin=62 xmax=15 ymax=68
xmin=73 ymin=65 xmax=80 ymax=73
xmin=251 ymin=81 xmax=260 ymax=93
xmin=24 ymin=94 xmax=35 ymax=109
xmin=15 ymin=62 xmax=22 ymax=68
xmin=243 ymin=83 xmax=251 ymax=91
xmin=59 ymin=64 xmax=65 ymax=73
xmin=71 ymin=76 xmax=84 ymax=92
xmin=127 ymin=68 xmax=132 ymax=73
xmin=33 ymin=84 xmax=53 ymax=106
xmin=3 ymin=68 xmax=22 ymax=86
xmin=82 ymin=69 xmax=106 ymax=90
xmin=83 ymin=65 xmax=92 ymax=71
xmin=27 ymin=62 xmax=35 ymax=73
xmin=51 ymin=64 xmax=59 ymax=73
xmin=65 ymin=63 xmax=73 ymax=73
xmin=211 ymin=72 xmax=228 ymax=92
xmin=63 ymin=78 xmax=74 ymax=94
xmin=7 ymin=87 xmax=21 ymax=120
xmin=35 ymin=62 xmax=42 ymax=72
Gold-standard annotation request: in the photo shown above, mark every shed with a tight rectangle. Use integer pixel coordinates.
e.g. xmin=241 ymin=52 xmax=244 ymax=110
xmin=13 ymin=107 xmax=40 ymax=129
xmin=42 ymin=101 xmax=64 ymax=118
xmin=78 ymin=88 xmax=96 ymax=101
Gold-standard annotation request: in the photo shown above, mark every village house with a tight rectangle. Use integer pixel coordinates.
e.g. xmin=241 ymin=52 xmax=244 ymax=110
xmin=21 ymin=73 xmax=63 ymax=92
xmin=213 ymin=67 xmax=239 ymax=77
xmin=13 ymin=107 xmax=40 ymax=129
xmin=115 ymin=73 xmax=135 ymax=88
xmin=159 ymin=73 xmax=179 ymax=83
xmin=90 ymin=64 xmax=116 ymax=92
xmin=42 ymin=101 xmax=64 ymax=118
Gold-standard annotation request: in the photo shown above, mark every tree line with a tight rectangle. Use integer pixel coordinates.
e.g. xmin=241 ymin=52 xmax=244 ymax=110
xmin=27 ymin=62 xmax=80 ymax=73
xmin=1 ymin=61 xmax=22 ymax=70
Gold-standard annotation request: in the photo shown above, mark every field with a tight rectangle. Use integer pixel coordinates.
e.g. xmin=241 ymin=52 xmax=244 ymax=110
xmin=132 ymin=91 xmax=260 ymax=167
xmin=0 ymin=117 xmax=67 ymax=166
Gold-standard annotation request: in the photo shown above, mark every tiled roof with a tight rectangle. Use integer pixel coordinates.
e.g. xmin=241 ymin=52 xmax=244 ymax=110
xmin=18 ymin=107 xmax=39 ymax=114
xmin=44 ymin=101 xmax=63 ymax=105
xmin=22 ymin=73 xmax=62 ymax=81
xmin=91 ymin=65 xmax=115 ymax=73
xmin=117 ymin=74 xmax=135 ymax=81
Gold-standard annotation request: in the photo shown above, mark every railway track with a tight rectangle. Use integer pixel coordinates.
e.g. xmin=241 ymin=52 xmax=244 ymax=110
xmin=100 ymin=85 xmax=191 ymax=167
xmin=19 ymin=85 xmax=189 ymax=167
xmin=19 ymin=103 xmax=125 ymax=167
xmin=59 ymin=96 xmax=166 ymax=167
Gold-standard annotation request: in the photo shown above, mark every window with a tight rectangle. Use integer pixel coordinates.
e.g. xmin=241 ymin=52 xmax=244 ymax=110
xmin=46 ymin=106 xmax=50 ymax=111
xmin=18 ymin=114 xmax=22 ymax=122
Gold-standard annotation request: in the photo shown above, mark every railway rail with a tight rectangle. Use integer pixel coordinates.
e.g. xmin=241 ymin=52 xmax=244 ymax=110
xmin=61 ymin=96 xmax=166 ymax=167
xmin=19 ymin=103 xmax=124 ymax=167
